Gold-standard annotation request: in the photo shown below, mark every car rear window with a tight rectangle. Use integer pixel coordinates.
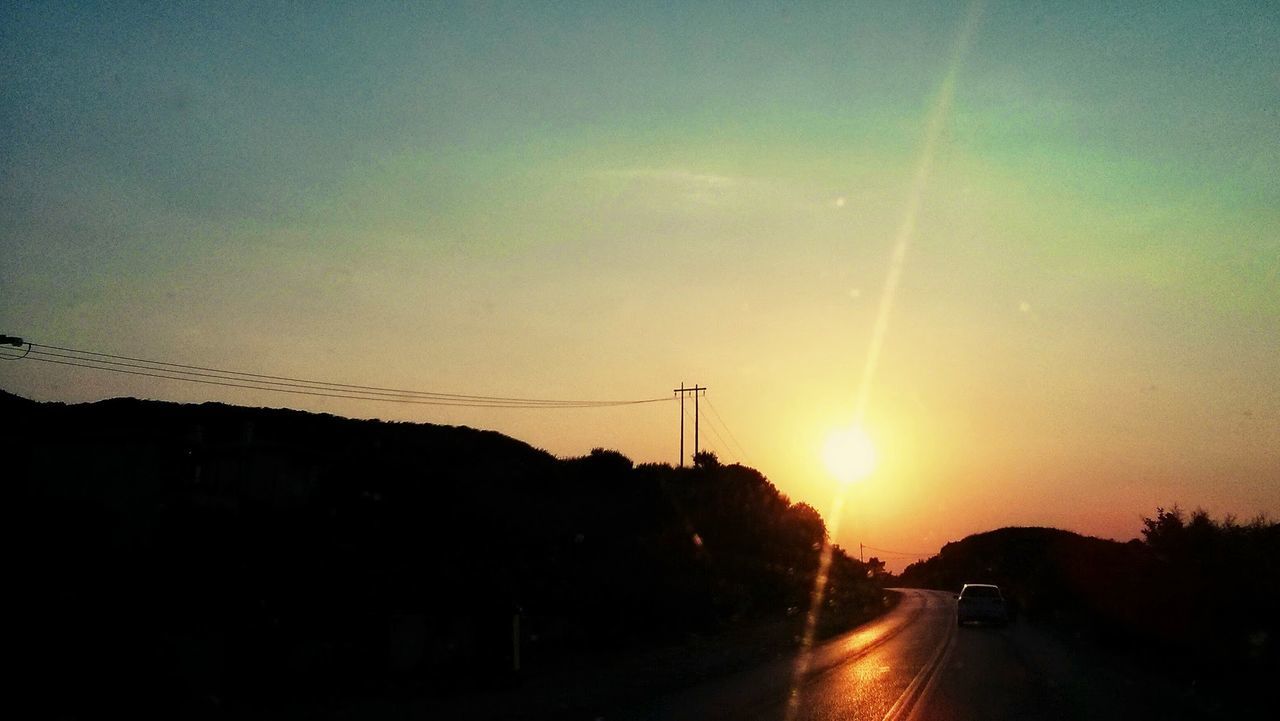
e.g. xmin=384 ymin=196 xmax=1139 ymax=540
xmin=962 ymin=586 xmax=1001 ymax=598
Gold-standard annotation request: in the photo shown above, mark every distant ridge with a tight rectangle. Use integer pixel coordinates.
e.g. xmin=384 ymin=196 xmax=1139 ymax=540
xmin=898 ymin=519 xmax=1278 ymax=712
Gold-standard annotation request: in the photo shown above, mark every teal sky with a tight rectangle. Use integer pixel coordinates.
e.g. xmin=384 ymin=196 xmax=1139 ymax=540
xmin=3 ymin=1 xmax=1277 ymax=567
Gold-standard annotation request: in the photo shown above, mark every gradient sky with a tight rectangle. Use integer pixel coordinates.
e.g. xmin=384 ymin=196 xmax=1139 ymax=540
xmin=3 ymin=1 xmax=1277 ymax=569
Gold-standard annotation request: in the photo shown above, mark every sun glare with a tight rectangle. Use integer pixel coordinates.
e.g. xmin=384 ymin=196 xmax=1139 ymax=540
xmin=822 ymin=426 xmax=876 ymax=484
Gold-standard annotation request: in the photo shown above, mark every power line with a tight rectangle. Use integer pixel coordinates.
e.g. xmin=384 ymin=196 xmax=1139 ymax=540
xmin=5 ymin=336 xmax=765 ymax=468
xmin=21 ymin=347 xmax=650 ymax=406
xmin=697 ymin=404 xmax=735 ymax=464
xmin=5 ymin=354 xmax=662 ymax=409
xmin=704 ymin=396 xmax=752 ymax=466
xmin=25 ymin=341 xmax=652 ymax=405
xmin=860 ymin=543 xmax=935 ymax=557
xmin=0 ymin=336 xmax=673 ymax=409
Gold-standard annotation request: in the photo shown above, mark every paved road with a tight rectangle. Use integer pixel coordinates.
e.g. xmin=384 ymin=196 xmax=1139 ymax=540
xmin=619 ymin=588 xmax=1219 ymax=721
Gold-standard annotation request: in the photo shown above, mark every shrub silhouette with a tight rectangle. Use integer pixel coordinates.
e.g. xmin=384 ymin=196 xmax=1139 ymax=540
xmin=898 ymin=509 xmax=1278 ymax=712
xmin=5 ymin=390 xmax=884 ymax=715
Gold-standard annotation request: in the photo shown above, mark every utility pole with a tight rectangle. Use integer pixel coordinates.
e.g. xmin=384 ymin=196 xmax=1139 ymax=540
xmin=677 ymin=382 xmax=684 ymax=466
xmin=860 ymin=543 xmax=864 ymax=563
xmin=673 ymin=383 xmax=706 ymax=466
xmin=693 ymin=386 xmax=705 ymax=460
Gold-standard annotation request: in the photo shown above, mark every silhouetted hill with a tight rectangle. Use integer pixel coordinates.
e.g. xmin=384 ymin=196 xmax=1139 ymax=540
xmin=6 ymin=391 xmax=883 ymax=718
xmin=898 ymin=527 xmax=1165 ymax=629
xmin=898 ymin=517 xmax=1279 ymax=711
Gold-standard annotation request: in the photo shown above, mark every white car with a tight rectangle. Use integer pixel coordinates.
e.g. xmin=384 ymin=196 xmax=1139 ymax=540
xmin=956 ymin=583 xmax=1008 ymax=626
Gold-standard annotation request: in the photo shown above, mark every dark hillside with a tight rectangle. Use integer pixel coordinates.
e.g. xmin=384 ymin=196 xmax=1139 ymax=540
xmin=898 ymin=518 xmax=1279 ymax=711
xmin=898 ymin=527 xmax=1169 ymax=632
xmin=5 ymin=391 xmax=884 ymax=718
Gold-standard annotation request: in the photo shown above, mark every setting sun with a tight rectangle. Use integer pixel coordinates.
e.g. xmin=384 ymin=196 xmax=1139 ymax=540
xmin=822 ymin=426 xmax=877 ymax=484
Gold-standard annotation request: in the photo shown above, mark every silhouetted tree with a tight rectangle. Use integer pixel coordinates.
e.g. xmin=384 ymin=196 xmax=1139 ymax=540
xmin=1141 ymin=505 xmax=1187 ymax=558
xmin=4 ymin=390 xmax=889 ymax=717
xmin=865 ymin=556 xmax=887 ymax=580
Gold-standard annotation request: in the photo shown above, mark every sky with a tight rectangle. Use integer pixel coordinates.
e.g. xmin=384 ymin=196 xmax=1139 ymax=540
xmin=3 ymin=1 xmax=1277 ymax=570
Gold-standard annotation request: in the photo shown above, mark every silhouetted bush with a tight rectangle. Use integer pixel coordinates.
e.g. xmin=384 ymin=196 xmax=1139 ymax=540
xmin=898 ymin=510 xmax=1278 ymax=711
xmin=4 ymin=390 xmax=883 ymax=716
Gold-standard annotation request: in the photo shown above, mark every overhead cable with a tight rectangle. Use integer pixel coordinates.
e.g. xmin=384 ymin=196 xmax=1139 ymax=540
xmin=704 ymin=396 xmax=753 ymax=465
xmin=860 ymin=543 xmax=935 ymax=557
xmin=0 ymin=337 xmax=672 ymax=409
xmin=697 ymin=405 xmax=736 ymax=464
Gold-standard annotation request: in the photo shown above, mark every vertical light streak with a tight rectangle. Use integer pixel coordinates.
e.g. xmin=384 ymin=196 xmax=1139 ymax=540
xmin=783 ymin=493 xmax=846 ymax=720
xmin=784 ymin=5 xmax=983 ymax=718
xmin=853 ymin=3 xmax=982 ymax=427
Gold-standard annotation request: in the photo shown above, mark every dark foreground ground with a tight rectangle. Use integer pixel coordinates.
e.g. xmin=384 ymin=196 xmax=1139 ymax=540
xmin=223 ymin=591 xmax=900 ymax=720
xmin=255 ymin=589 xmax=1246 ymax=720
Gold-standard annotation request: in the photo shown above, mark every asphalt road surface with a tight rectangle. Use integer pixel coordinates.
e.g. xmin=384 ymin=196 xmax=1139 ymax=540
xmin=619 ymin=588 xmax=1220 ymax=721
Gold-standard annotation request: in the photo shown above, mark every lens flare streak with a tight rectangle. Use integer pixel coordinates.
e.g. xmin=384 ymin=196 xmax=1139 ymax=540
xmin=784 ymin=4 xmax=983 ymax=719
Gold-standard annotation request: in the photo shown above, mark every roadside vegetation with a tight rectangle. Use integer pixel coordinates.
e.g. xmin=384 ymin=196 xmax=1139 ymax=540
xmin=7 ymin=390 xmax=886 ymax=717
xmin=898 ymin=510 xmax=1278 ymax=713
